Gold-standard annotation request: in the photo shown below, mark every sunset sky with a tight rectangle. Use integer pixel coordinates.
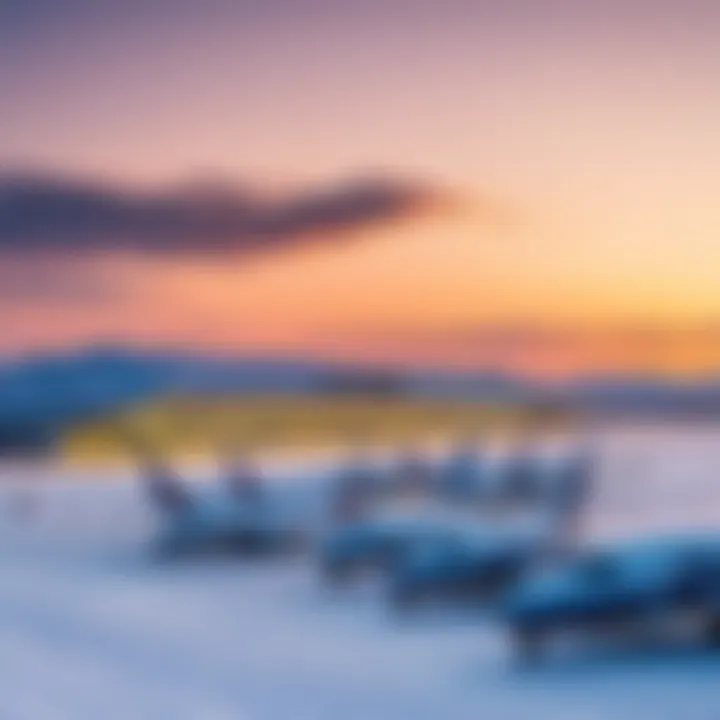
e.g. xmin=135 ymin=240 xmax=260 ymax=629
xmin=1 ymin=0 xmax=719 ymax=376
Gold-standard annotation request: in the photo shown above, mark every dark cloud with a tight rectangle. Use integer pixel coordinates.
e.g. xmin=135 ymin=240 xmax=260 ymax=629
xmin=0 ymin=256 xmax=121 ymax=303
xmin=0 ymin=171 xmax=450 ymax=257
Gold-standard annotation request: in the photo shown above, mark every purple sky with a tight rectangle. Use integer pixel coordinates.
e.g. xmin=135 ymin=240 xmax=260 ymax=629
xmin=2 ymin=0 xmax=720 ymax=374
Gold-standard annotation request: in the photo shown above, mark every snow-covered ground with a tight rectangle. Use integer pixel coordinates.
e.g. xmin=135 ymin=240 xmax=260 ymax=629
xmin=1 ymin=425 xmax=720 ymax=720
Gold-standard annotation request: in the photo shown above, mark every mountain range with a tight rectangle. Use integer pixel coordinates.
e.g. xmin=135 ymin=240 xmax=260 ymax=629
xmin=0 ymin=346 xmax=719 ymax=452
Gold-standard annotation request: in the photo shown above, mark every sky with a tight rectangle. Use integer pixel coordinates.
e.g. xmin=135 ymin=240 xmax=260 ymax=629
xmin=1 ymin=0 xmax=719 ymax=377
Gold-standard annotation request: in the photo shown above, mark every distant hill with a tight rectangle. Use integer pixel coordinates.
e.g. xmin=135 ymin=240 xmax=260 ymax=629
xmin=1 ymin=345 xmax=719 ymax=454
xmin=557 ymin=376 xmax=720 ymax=416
